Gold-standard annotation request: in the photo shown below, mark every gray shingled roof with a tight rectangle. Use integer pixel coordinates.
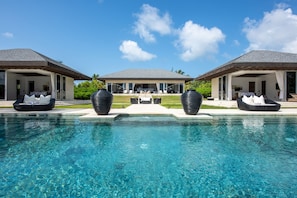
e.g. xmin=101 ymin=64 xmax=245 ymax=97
xmin=99 ymin=69 xmax=193 ymax=81
xmin=233 ymin=50 xmax=297 ymax=63
xmin=196 ymin=50 xmax=297 ymax=80
xmin=0 ymin=48 xmax=91 ymax=80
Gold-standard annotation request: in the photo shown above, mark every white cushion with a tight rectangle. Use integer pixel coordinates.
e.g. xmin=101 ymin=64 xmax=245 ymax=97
xmin=259 ymin=95 xmax=265 ymax=104
xmin=39 ymin=95 xmax=51 ymax=105
xmin=242 ymin=95 xmax=248 ymax=103
xmin=34 ymin=97 xmax=40 ymax=104
xmin=242 ymin=95 xmax=254 ymax=105
xmin=141 ymin=97 xmax=151 ymax=102
xmin=24 ymin=94 xmax=36 ymax=104
xmin=253 ymin=95 xmax=265 ymax=105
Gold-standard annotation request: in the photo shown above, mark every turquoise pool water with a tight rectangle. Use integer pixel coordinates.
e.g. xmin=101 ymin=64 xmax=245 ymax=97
xmin=0 ymin=115 xmax=297 ymax=197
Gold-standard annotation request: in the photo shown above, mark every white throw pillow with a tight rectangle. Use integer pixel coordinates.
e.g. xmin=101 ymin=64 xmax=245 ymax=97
xmin=242 ymin=95 xmax=254 ymax=105
xmin=24 ymin=94 xmax=36 ymax=104
xmin=242 ymin=95 xmax=248 ymax=104
xmin=34 ymin=97 xmax=40 ymax=104
xmin=39 ymin=95 xmax=51 ymax=105
xmin=259 ymin=95 xmax=265 ymax=105
xmin=254 ymin=95 xmax=265 ymax=105
xmin=253 ymin=95 xmax=261 ymax=104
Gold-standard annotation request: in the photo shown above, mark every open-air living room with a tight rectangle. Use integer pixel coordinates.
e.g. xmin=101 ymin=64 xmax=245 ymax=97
xmin=196 ymin=50 xmax=297 ymax=102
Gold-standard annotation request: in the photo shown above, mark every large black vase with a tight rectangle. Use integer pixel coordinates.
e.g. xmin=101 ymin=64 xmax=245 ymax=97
xmin=181 ymin=90 xmax=202 ymax=115
xmin=91 ymin=89 xmax=113 ymax=115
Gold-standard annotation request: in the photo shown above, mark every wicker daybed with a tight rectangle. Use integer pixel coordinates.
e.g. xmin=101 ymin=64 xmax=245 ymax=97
xmin=237 ymin=95 xmax=281 ymax=111
xmin=13 ymin=94 xmax=55 ymax=111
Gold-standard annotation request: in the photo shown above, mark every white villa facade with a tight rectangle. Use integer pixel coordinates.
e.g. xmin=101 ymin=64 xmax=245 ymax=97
xmin=0 ymin=48 xmax=91 ymax=101
xmin=99 ymin=69 xmax=193 ymax=94
xmin=196 ymin=50 xmax=297 ymax=102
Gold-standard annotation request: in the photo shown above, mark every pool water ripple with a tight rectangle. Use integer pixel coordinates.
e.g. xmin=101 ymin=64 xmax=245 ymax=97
xmin=0 ymin=116 xmax=297 ymax=197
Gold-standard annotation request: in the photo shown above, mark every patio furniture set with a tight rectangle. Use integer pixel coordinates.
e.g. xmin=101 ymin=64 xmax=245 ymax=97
xmin=12 ymin=89 xmax=281 ymax=113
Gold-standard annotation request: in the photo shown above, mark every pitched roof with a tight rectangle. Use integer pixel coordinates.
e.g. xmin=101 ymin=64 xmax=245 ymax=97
xmin=0 ymin=48 xmax=91 ymax=80
xmin=196 ymin=50 xmax=297 ymax=80
xmin=99 ymin=69 xmax=193 ymax=81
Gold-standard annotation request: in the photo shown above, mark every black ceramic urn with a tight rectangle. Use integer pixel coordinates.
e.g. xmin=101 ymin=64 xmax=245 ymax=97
xmin=181 ymin=90 xmax=202 ymax=115
xmin=91 ymin=89 xmax=113 ymax=115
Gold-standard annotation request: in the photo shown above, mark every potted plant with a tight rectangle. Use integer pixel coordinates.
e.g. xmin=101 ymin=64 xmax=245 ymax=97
xmin=91 ymin=89 xmax=113 ymax=115
xmin=181 ymin=89 xmax=203 ymax=115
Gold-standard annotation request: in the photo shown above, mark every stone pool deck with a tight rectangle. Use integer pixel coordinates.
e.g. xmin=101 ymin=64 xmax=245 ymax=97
xmin=1 ymin=101 xmax=297 ymax=121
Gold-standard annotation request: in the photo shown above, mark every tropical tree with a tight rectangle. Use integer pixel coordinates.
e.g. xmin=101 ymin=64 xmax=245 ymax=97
xmin=92 ymin=74 xmax=99 ymax=79
xmin=186 ymin=80 xmax=211 ymax=98
xmin=175 ymin=69 xmax=185 ymax=75
xmin=74 ymin=74 xmax=104 ymax=99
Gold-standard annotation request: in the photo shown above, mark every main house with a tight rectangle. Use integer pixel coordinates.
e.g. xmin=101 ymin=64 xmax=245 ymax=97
xmin=0 ymin=48 xmax=91 ymax=101
xmin=196 ymin=50 xmax=297 ymax=101
xmin=99 ymin=69 xmax=193 ymax=94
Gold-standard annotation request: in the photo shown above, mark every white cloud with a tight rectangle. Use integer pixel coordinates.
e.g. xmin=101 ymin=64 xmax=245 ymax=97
xmin=134 ymin=4 xmax=172 ymax=43
xmin=119 ymin=40 xmax=156 ymax=61
xmin=176 ymin=21 xmax=225 ymax=61
xmin=243 ymin=5 xmax=297 ymax=53
xmin=2 ymin=32 xmax=14 ymax=38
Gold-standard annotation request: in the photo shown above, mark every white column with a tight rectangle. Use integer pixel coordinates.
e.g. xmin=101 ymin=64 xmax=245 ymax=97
xmin=50 ymin=72 xmax=56 ymax=98
xmin=227 ymin=74 xmax=232 ymax=100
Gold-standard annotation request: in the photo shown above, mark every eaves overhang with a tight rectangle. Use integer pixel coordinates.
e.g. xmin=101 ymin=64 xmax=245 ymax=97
xmin=196 ymin=62 xmax=297 ymax=81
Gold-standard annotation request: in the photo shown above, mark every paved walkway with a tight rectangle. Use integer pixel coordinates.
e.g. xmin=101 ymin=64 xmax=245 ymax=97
xmin=2 ymin=99 xmax=297 ymax=108
xmin=1 ymin=103 xmax=297 ymax=122
xmin=1 ymin=99 xmax=297 ymax=121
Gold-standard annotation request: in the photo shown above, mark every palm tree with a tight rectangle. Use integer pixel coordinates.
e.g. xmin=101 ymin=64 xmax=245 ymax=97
xmin=175 ymin=69 xmax=185 ymax=75
xmin=92 ymin=74 xmax=99 ymax=80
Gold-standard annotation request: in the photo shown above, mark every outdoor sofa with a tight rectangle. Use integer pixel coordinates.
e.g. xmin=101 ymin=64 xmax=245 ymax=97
xmin=13 ymin=94 xmax=55 ymax=111
xmin=237 ymin=95 xmax=281 ymax=111
xmin=139 ymin=97 xmax=152 ymax=104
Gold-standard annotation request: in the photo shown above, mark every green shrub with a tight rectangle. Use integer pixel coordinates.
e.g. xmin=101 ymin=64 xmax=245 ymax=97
xmin=196 ymin=81 xmax=211 ymax=98
xmin=186 ymin=80 xmax=211 ymax=98
xmin=74 ymin=78 xmax=104 ymax=99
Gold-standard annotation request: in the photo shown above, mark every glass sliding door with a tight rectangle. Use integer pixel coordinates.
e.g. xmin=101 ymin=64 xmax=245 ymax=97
xmin=16 ymin=80 xmax=20 ymax=98
xmin=107 ymin=83 xmax=112 ymax=93
xmin=29 ymin=81 xmax=35 ymax=93
xmin=0 ymin=71 xmax=5 ymax=99
xmin=129 ymin=83 xmax=133 ymax=93
xmin=62 ymin=76 xmax=66 ymax=99
xmin=287 ymin=72 xmax=296 ymax=99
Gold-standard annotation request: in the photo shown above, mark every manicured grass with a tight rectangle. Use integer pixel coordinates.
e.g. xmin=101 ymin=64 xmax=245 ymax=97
xmin=1 ymin=95 xmax=229 ymax=109
xmin=55 ymin=95 xmax=228 ymax=109
xmin=55 ymin=103 xmax=131 ymax=109
xmin=55 ymin=104 xmax=92 ymax=109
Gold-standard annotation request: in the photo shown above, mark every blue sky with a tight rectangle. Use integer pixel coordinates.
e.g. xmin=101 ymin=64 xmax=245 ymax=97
xmin=1 ymin=0 xmax=297 ymax=78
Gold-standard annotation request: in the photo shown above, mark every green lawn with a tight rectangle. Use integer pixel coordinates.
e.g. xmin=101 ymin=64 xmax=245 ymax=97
xmin=55 ymin=95 xmax=228 ymax=109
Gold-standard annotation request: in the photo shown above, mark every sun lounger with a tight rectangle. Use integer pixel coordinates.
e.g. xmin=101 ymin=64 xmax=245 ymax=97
xmin=130 ymin=97 xmax=138 ymax=104
xmin=137 ymin=92 xmax=153 ymax=104
xmin=13 ymin=94 xmax=55 ymax=111
xmin=237 ymin=95 xmax=280 ymax=111
xmin=153 ymin=98 xmax=161 ymax=104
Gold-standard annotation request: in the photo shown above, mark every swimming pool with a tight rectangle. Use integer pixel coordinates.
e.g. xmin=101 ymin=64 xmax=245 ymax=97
xmin=0 ymin=115 xmax=296 ymax=197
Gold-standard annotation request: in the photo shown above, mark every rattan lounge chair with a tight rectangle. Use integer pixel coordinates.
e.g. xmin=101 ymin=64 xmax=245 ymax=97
xmin=13 ymin=95 xmax=55 ymax=111
xmin=237 ymin=96 xmax=281 ymax=111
